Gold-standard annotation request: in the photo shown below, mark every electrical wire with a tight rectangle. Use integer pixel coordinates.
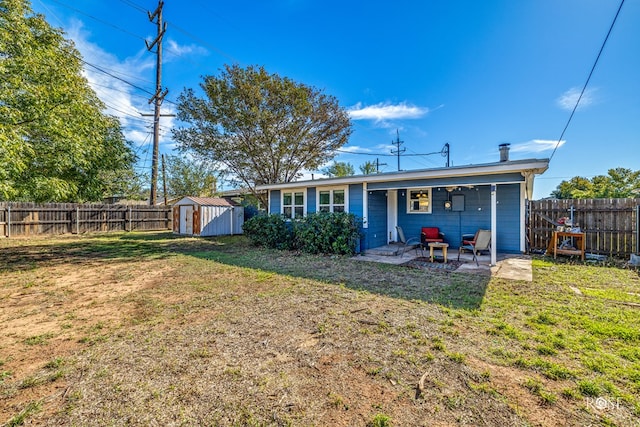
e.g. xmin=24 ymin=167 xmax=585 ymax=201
xmin=47 ymin=0 xmax=148 ymax=43
xmin=117 ymin=0 xmax=146 ymax=14
xmin=166 ymin=21 xmax=239 ymax=64
xmin=335 ymin=147 xmax=447 ymax=157
xmin=549 ymin=0 xmax=625 ymax=161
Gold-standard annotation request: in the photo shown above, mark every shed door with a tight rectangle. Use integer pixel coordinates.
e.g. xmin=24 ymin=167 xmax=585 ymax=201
xmin=180 ymin=205 xmax=193 ymax=234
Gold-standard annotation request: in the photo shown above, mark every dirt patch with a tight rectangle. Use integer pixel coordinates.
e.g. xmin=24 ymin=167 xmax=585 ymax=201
xmin=0 ymin=240 xmax=174 ymax=422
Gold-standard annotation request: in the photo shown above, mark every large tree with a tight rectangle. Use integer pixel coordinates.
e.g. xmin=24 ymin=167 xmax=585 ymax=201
xmin=164 ymin=154 xmax=218 ymax=199
xmin=172 ymin=64 xmax=352 ymax=206
xmin=0 ymin=0 xmax=136 ymax=202
xmin=551 ymin=168 xmax=640 ymax=199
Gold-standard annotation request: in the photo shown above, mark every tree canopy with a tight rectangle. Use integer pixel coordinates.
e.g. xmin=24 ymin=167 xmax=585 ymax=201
xmin=172 ymin=64 xmax=352 ymax=206
xmin=0 ymin=0 xmax=137 ymax=202
xmin=323 ymin=161 xmax=355 ymax=177
xmin=164 ymin=155 xmax=218 ymax=199
xmin=551 ymin=168 xmax=640 ymax=199
xmin=359 ymin=161 xmax=377 ymax=175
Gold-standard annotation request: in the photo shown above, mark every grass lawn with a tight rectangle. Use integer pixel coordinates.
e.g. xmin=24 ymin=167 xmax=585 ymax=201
xmin=1 ymin=232 xmax=639 ymax=426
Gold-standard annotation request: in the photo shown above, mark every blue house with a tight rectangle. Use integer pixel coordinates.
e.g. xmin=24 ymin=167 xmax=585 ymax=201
xmin=257 ymin=146 xmax=549 ymax=265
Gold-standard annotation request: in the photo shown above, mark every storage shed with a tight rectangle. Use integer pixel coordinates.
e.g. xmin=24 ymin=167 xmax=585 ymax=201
xmin=172 ymin=197 xmax=244 ymax=236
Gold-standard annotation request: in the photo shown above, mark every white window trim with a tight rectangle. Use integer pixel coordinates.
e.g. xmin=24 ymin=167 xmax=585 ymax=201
xmin=316 ymin=186 xmax=349 ymax=213
xmin=281 ymin=188 xmax=307 ymax=218
xmin=406 ymin=187 xmax=433 ymax=214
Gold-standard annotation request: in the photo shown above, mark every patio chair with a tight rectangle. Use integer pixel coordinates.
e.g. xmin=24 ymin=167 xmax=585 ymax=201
xmin=457 ymin=229 xmax=491 ymax=266
xmin=420 ymin=227 xmax=445 ymax=246
xmin=395 ymin=226 xmax=422 ymax=258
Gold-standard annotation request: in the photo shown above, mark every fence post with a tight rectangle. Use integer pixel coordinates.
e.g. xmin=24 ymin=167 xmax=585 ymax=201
xmin=129 ymin=206 xmax=132 ymax=232
xmin=7 ymin=206 xmax=10 ymax=238
xmin=637 ymin=205 xmax=639 ymax=255
xmin=76 ymin=206 xmax=80 ymax=235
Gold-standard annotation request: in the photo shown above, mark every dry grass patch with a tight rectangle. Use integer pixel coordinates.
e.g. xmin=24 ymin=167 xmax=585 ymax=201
xmin=1 ymin=232 xmax=639 ymax=426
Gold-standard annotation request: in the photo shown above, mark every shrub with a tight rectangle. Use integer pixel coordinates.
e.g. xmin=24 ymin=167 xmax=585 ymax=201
xmin=295 ymin=212 xmax=361 ymax=255
xmin=244 ymin=212 xmax=361 ymax=255
xmin=242 ymin=214 xmax=294 ymax=250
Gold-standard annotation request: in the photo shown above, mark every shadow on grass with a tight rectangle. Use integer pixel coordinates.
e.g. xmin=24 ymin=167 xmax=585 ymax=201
xmin=0 ymin=232 xmax=489 ymax=310
xmin=187 ymin=238 xmax=490 ymax=310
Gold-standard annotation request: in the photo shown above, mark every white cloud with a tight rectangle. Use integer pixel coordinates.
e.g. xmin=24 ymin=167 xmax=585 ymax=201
xmin=557 ymin=87 xmax=597 ymax=111
xmin=348 ymin=102 xmax=430 ymax=121
xmin=510 ymin=139 xmax=565 ymax=153
xmin=337 ymin=145 xmax=372 ymax=153
xmin=165 ymin=39 xmax=208 ymax=60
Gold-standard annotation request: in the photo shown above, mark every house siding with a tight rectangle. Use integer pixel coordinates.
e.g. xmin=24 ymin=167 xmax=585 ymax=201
xmin=395 ymin=184 xmax=521 ymax=253
xmin=269 ymin=190 xmax=280 ymax=214
xmin=349 ymin=184 xmax=363 ymax=219
xmin=307 ymin=187 xmax=316 ymax=214
xmin=495 ymin=183 xmax=522 ymax=253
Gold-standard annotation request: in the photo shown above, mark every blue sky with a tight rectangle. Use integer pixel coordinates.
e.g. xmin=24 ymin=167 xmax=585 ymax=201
xmin=31 ymin=0 xmax=639 ymax=199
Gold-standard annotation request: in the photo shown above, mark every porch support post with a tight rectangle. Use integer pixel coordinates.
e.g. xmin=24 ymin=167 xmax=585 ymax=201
xmin=520 ymin=182 xmax=527 ymax=253
xmin=267 ymin=190 xmax=271 ymax=214
xmin=490 ymin=184 xmax=497 ymax=266
xmin=362 ymin=183 xmax=368 ymax=228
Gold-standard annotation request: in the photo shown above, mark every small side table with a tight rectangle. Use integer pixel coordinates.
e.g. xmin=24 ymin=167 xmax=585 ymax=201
xmin=428 ymin=242 xmax=449 ymax=263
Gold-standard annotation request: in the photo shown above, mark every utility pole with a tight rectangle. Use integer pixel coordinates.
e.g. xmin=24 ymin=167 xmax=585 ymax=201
xmin=146 ymin=0 xmax=167 ymax=206
xmin=443 ymin=142 xmax=450 ymax=167
xmin=390 ymin=129 xmax=405 ymax=171
xmin=375 ymin=158 xmax=387 ymax=173
xmin=161 ymin=154 xmax=168 ymax=206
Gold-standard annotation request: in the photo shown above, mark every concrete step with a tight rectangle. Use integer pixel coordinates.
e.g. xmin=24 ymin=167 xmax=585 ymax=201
xmin=364 ymin=243 xmax=419 ymax=257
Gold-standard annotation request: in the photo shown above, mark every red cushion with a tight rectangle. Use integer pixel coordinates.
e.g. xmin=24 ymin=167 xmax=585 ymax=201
xmin=422 ymin=227 xmax=439 ymax=239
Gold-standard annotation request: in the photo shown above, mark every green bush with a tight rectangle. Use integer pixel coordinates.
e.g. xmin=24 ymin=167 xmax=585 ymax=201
xmin=243 ymin=212 xmax=361 ymax=255
xmin=242 ymin=214 xmax=294 ymax=250
xmin=295 ymin=212 xmax=361 ymax=255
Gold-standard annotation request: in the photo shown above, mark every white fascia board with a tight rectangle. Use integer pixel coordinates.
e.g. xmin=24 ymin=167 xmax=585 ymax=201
xmin=256 ymin=159 xmax=550 ymax=191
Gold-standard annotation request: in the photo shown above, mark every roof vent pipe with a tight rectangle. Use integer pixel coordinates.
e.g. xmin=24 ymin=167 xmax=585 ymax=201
xmin=499 ymin=143 xmax=510 ymax=162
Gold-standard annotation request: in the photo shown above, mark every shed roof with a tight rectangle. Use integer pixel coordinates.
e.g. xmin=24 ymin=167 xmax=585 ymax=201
xmin=174 ymin=197 xmax=240 ymax=207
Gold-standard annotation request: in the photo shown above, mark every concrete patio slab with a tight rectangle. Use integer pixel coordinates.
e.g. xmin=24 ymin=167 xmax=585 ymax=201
xmin=353 ymin=249 xmax=533 ymax=281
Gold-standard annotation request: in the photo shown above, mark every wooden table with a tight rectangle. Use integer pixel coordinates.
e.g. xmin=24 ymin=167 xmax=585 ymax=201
xmin=428 ymin=242 xmax=449 ymax=263
xmin=551 ymin=231 xmax=585 ymax=261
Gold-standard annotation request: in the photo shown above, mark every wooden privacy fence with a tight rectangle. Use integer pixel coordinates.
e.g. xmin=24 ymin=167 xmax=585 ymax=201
xmin=0 ymin=202 xmax=172 ymax=237
xmin=528 ymin=198 xmax=640 ymax=258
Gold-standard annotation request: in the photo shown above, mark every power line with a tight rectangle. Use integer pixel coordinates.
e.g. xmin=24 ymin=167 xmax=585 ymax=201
xmin=47 ymin=0 xmax=147 ymax=42
xmin=335 ymin=147 xmax=447 ymax=157
xmin=167 ymin=20 xmax=239 ymax=64
xmin=549 ymin=0 xmax=625 ymax=161
xmin=117 ymin=0 xmax=146 ymax=13
xmin=80 ymin=59 xmax=158 ymax=99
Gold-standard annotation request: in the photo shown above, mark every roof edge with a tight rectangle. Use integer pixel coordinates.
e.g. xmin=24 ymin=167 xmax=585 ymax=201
xmin=257 ymin=158 xmax=550 ymax=191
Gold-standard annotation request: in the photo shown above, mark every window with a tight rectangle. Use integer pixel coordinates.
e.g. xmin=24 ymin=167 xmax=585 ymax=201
xmin=407 ymin=188 xmax=432 ymax=213
xmin=318 ymin=188 xmax=346 ymax=213
xmin=282 ymin=191 xmax=305 ymax=218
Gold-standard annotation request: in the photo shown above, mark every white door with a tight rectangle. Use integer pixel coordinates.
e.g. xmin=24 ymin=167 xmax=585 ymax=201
xmin=180 ymin=205 xmax=193 ymax=234
xmin=387 ymin=190 xmax=398 ymax=242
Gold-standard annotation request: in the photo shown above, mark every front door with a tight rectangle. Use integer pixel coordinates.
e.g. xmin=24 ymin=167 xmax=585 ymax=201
xmin=180 ymin=205 xmax=193 ymax=234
